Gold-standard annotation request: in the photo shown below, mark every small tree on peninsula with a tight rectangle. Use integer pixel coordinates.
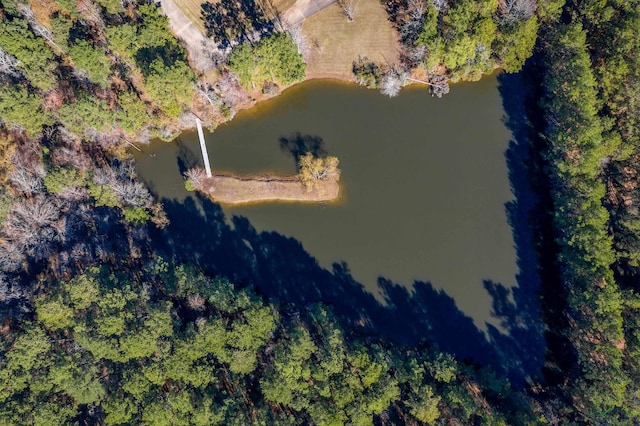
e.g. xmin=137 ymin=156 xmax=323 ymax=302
xmin=298 ymin=152 xmax=340 ymax=189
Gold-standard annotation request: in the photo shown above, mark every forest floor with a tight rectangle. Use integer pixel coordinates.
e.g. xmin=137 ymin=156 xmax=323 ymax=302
xmin=197 ymin=173 xmax=340 ymax=204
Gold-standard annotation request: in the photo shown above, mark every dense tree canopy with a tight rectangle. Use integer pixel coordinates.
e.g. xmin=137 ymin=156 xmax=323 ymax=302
xmin=229 ymin=33 xmax=306 ymax=90
xmin=408 ymin=0 xmax=538 ymax=80
xmin=0 ymin=261 xmax=538 ymax=425
xmin=535 ymin=0 xmax=640 ymax=421
xmin=540 ymin=21 xmax=627 ymax=414
xmin=0 ymin=12 xmax=57 ymax=91
xmin=0 ymin=84 xmax=51 ymax=136
xmin=0 ymin=0 xmax=196 ymax=140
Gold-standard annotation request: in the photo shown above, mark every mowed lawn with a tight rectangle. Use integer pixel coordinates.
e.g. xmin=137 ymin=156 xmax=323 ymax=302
xmin=301 ymin=0 xmax=400 ymax=79
xmin=174 ymin=0 xmax=297 ymax=34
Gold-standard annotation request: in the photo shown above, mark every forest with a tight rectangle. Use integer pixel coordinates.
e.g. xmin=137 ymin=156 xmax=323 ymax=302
xmin=0 ymin=0 xmax=639 ymax=424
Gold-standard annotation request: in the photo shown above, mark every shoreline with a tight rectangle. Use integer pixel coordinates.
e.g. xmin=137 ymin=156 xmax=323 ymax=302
xmin=196 ymin=173 xmax=340 ymax=205
xmin=182 ymin=68 xmax=503 ymax=138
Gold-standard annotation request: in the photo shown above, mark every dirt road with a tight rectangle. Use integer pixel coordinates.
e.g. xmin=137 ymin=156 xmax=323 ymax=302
xmin=282 ymin=0 xmax=337 ymax=28
xmin=158 ymin=0 xmax=219 ymax=72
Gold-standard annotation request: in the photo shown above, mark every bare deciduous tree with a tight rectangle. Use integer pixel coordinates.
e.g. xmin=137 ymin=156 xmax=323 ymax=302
xmin=208 ymin=49 xmax=229 ymax=69
xmin=178 ymin=111 xmax=199 ymax=128
xmin=337 ymin=0 xmax=359 ymax=22
xmin=12 ymin=195 xmax=60 ymax=228
xmin=432 ymin=0 xmax=448 ymax=13
xmin=57 ymin=184 xmax=88 ymax=201
xmin=0 ymin=47 xmax=20 ymax=77
xmin=216 ymin=72 xmax=248 ymax=106
xmin=51 ymin=217 xmax=69 ymax=243
xmin=400 ymin=0 xmax=427 ymax=43
xmin=136 ymin=129 xmax=152 ymax=145
xmin=401 ymin=45 xmax=427 ymax=68
xmin=498 ymin=0 xmax=536 ymax=26
xmin=0 ymin=272 xmax=27 ymax=322
xmin=85 ymin=128 xmax=121 ymax=151
xmin=287 ymin=25 xmax=311 ymax=60
xmin=380 ymin=68 xmax=408 ymax=98
xmin=9 ymin=167 xmax=43 ymax=196
xmin=2 ymin=195 xmax=64 ymax=261
xmin=52 ymin=145 xmax=91 ymax=171
xmin=185 ymin=168 xmax=206 ymax=189
xmin=0 ymin=243 xmax=24 ymax=272
xmin=93 ymin=161 xmax=152 ymax=207
xmin=402 ymin=73 xmax=450 ymax=97
xmin=195 ymin=81 xmax=221 ymax=111
xmin=0 ymin=274 xmax=23 ymax=303
xmin=111 ymin=180 xmax=151 ymax=207
xmin=428 ymin=74 xmax=450 ymax=98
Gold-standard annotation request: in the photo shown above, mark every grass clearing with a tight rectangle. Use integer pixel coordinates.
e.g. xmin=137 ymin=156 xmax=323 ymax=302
xmin=269 ymin=0 xmax=297 ymax=15
xmin=174 ymin=0 xmax=296 ymax=35
xmin=301 ymin=0 xmax=400 ymax=80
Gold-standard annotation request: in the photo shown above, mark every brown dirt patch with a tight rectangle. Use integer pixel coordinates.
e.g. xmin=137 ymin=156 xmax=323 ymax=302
xmin=301 ymin=0 xmax=400 ymax=80
xmin=198 ymin=174 xmax=339 ymax=204
xmin=26 ymin=0 xmax=58 ymax=27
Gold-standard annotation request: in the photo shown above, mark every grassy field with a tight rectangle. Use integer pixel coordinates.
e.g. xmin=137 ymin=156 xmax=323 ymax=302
xmin=269 ymin=0 xmax=298 ymax=17
xmin=174 ymin=0 xmax=296 ymax=34
xmin=301 ymin=0 xmax=400 ymax=80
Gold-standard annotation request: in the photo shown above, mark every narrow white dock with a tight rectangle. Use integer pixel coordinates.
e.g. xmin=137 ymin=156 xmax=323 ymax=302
xmin=196 ymin=118 xmax=212 ymax=177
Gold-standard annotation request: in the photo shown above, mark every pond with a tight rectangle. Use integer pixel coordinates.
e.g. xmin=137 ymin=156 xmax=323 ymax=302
xmin=135 ymin=76 xmax=543 ymax=380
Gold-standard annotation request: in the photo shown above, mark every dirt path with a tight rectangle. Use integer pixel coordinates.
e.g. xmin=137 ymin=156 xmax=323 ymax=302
xmin=282 ymin=0 xmax=337 ymax=28
xmin=157 ymin=0 xmax=219 ymax=72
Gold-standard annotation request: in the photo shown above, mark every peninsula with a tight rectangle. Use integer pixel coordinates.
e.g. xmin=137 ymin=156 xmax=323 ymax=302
xmin=194 ymin=173 xmax=339 ymax=205
xmin=185 ymin=152 xmax=341 ymax=205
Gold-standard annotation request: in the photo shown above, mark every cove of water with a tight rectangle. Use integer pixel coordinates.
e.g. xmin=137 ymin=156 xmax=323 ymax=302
xmin=134 ymin=76 xmax=544 ymax=381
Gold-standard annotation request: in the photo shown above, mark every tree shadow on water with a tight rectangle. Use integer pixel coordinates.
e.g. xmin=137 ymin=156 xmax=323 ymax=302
xmin=279 ymin=132 xmax=328 ymax=162
xmin=487 ymin=70 xmax=566 ymax=386
xmin=153 ymin=187 xmax=544 ymax=385
xmin=176 ymin=137 xmax=202 ymax=171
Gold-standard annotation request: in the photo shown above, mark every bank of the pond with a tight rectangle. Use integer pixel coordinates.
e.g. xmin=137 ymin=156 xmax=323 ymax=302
xmin=195 ymin=173 xmax=339 ymax=205
xmin=186 ymin=68 xmax=502 ymax=138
